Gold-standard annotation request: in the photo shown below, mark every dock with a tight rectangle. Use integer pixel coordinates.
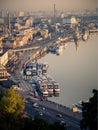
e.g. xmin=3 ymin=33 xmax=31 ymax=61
xmin=23 ymin=60 xmax=60 ymax=99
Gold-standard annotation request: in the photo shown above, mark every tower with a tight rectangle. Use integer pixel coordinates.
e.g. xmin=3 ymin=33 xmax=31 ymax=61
xmin=54 ymin=4 xmax=56 ymax=19
xmin=8 ymin=12 xmax=11 ymax=30
xmin=53 ymin=4 xmax=57 ymax=23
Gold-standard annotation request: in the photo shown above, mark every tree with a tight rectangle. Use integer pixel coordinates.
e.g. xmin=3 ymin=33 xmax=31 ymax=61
xmin=0 ymin=87 xmax=25 ymax=116
xmin=80 ymin=89 xmax=98 ymax=130
xmin=32 ymin=115 xmax=50 ymax=130
xmin=0 ymin=87 xmax=25 ymax=130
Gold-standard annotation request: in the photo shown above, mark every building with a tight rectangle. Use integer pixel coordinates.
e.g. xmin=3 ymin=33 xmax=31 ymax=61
xmin=2 ymin=37 xmax=16 ymax=48
xmin=0 ymin=17 xmax=4 ymax=24
xmin=0 ymin=46 xmax=11 ymax=81
xmin=0 ymin=47 xmax=8 ymax=66
xmin=0 ymin=64 xmax=10 ymax=81
xmin=19 ymin=11 xmax=25 ymax=17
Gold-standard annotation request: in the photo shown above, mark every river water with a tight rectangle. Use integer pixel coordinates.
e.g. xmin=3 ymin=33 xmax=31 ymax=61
xmin=38 ymin=33 xmax=97 ymax=108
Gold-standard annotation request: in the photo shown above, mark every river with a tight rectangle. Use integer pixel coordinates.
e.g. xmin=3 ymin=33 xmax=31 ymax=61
xmin=38 ymin=33 xmax=97 ymax=108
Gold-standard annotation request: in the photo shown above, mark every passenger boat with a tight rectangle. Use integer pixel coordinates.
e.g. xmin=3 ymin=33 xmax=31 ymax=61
xmin=47 ymin=82 xmax=54 ymax=94
xmin=39 ymin=75 xmax=47 ymax=83
xmin=39 ymin=83 xmax=49 ymax=96
xmin=42 ymin=65 xmax=48 ymax=74
xmin=37 ymin=69 xmax=42 ymax=75
xmin=56 ymin=45 xmax=63 ymax=55
xmin=47 ymin=45 xmax=57 ymax=53
xmin=53 ymin=82 xmax=60 ymax=93
xmin=42 ymin=89 xmax=49 ymax=96
xmin=82 ymin=33 xmax=89 ymax=41
xmin=25 ymin=68 xmax=32 ymax=76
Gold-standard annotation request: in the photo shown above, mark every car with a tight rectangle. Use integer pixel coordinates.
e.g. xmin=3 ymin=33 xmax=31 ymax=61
xmin=60 ymin=121 xmax=68 ymax=128
xmin=33 ymin=103 xmax=39 ymax=108
xmin=56 ymin=114 xmax=62 ymax=118
xmin=42 ymin=107 xmax=45 ymax=110
xmin=60 ymin=120 xmax=66 ymax=125
xmin=39 ymin=112 xmax=43 ymax=116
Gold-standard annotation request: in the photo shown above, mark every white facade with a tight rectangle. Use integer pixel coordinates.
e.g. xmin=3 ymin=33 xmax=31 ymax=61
xmin=0 ymin=50 xmax=8 ymax=66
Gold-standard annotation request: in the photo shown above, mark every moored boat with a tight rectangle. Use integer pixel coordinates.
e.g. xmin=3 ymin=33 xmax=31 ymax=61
xmin=53 ymin=82 xmax=60 ymax=93
xmin=47 ymin=82 xmax=54 ymax=94
xmin=39 ymin=82 xmax=49 ymax=96
xmin=56 ymin=45 xmax=63 ymax=55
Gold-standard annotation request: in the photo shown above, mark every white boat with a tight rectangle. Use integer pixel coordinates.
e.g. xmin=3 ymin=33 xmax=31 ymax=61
xmin=26 ymin=68 xmax=32 ymax=76
xmin=42 ymin=89 xmax=49 ymax=96
xmin=39 ymin=83 xmax=49 ymax=96
xmin=56 ymin=45 xmax=63 ymax=55
xmin=39 ymin=75 xmax=47 ymax=83
xmin=37 ymin=69 xmax=42 ymax=75
xmin=43 ymin=62 xmax=49 ymax=69
xmin=42 ymin=62 xmax=48 ymax=74
xmin=53 ymin=82 xmax=60 ymax=93
xmin=47 ymin=82 xmax=54 ymax=94
xmin=82 ymin=33 xmax=89 ymax=41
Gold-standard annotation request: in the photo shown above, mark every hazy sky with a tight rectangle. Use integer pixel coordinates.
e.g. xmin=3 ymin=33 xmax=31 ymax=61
xmin=0 ymin=0 xmax=97 ymax=11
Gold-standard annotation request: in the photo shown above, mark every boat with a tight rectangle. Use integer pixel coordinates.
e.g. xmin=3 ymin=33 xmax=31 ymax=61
xmin=47 ymin=82 xmax=54 ymax=94
xmin=39 ymin=75 xmax=47 ymax=83
xmin=42 ymin=89 xmax=49 ymax=96
xmin=42 ymin=62 xmax=48 ymax=74
xmin=47 ymin=45 xmax=57 ymax=53
xmin=37 ymin=69 xmax=42 ymax=75
xmin=82 ymin=28 xmax=90 ymax=41
xmin=56 ymin=45 xmax=63 ymax=55
xmin=25 ymin=68 xmax=32 ymax=76
xmin=82 ymin=32 xmax=89 ymax=41
xmin=39 ymin=83 xmax=49 ymax=96
xmin=53 ymin=82 xmax=60 ymax=93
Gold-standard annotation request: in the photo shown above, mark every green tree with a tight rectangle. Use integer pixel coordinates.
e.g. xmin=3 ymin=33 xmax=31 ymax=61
xmin=0 ymin=87 xmax=25 ymax=116
xmin=80 ymin=89 xmax=98 ymax=130
xmin=33 ymin=115 xmax=50 ymax=130
xmin=52 ymin=121 xmax=67 ymax=130
xmin=0 ymin=87 xmax=25 ymax=130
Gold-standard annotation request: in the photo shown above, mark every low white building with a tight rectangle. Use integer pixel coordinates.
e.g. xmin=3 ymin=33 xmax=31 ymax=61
xmin=0 ymin=48 xmax=8 ymax=66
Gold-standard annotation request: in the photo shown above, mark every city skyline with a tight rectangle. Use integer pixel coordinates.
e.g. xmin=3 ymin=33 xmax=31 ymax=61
xmin=0 ymin=0 xmax=97 ymax=12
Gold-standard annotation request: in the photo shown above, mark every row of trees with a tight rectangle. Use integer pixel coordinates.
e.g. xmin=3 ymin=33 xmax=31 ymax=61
xmin=0 ymin=87 xmax=67 ymax=130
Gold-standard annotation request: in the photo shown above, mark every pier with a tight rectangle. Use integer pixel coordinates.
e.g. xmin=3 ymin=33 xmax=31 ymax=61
xmin=89 ymin=29 xmax=98 ymax=33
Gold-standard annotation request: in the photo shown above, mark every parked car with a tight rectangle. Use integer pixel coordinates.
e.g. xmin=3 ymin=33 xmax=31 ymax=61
xmin=33 ymin=103 xmax=39 ymax=108
xmin=56 ymin=114 xmax=62 ymax=118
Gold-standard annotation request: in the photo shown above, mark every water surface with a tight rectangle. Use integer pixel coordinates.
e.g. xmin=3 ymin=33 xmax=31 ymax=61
xmin=38 ymin=34 xmax=97 ymax=108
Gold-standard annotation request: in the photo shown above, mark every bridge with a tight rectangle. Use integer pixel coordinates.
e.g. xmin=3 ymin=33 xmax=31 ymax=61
xmin=13 ymin=46 xmax=40 ymax=53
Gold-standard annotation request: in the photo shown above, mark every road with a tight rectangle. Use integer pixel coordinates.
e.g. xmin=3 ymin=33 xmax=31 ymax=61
xmin=24 ymin=93 xmax=82 ymax=130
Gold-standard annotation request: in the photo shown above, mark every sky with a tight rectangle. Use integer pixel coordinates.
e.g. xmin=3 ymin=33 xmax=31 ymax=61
xmin=0 ymin=0 xmax=97 ymax=12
